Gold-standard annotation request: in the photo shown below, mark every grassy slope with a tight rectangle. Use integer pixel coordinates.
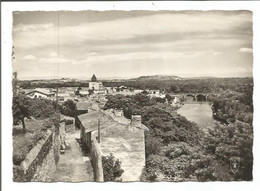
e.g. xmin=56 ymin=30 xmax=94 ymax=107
xmin=12 ymin=118 xmax=47 ymax=165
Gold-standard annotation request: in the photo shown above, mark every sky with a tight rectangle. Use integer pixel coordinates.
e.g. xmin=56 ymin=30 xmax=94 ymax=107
xmin=12 ymin=10 xmax=253 ymax=80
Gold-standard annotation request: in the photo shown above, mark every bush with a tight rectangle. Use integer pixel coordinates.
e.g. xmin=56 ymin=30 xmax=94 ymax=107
xmin=145 ymin=134 xmax=162 ymax=157
xmin=102 ymin=153 xmax=124 ymax=181
xmin=27 ymin=98 xmax=55 ymax=119
xmin=60 ymin=99 xmax=77 ymax=117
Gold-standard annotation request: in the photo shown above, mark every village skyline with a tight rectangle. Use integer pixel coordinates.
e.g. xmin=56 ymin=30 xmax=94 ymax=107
xmin=14 ymin=72 xmax=254 ymax=81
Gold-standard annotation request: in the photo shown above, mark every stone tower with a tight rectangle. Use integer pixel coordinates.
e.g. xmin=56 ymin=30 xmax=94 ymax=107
xmin=91 ymin=74 xmax=97 ymax=82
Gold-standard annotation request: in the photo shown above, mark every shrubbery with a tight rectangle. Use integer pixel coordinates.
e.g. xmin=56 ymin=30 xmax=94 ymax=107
xmin=27 ymin=98 xmax=56 ymax=119
xmin=59 ymin=99 xmax=77 ymax=117
xmin=102 ymin=153 xmax=124 ymax=182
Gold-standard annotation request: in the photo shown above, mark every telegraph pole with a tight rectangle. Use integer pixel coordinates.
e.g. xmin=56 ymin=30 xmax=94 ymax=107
xmin=56 ymin=11 xmax=60 ymax=121
xmin=56 ymin=87 xmax=59 ymax=111
xmin=98 ymin=117 xmax=101 ymax=143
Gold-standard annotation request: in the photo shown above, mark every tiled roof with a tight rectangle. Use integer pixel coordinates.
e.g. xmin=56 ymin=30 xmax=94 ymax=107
xmin=77 ymin=111 xmax=111 ymax=133
xmin=76 ymin=102 xmax=91 ymax=110
xmin=77 ymin=110 xmax=149 ymax=133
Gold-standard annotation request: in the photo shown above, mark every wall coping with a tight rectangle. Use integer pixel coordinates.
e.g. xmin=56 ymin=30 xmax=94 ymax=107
xmin=20 ymin=129 xmax=52 ymax=172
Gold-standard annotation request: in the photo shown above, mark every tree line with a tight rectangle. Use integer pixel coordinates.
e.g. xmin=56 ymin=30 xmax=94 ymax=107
xmin=104 ymin=91 xmax=253 ymax=181
xmin=13 ymin=94 xmax=78 ymax=133
xmin=18 ymin=78 xmax=253 ymax=95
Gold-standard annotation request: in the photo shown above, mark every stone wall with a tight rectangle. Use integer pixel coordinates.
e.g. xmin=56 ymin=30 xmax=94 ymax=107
xmin=90 ymin=139 xmax=104 ymax=182
xmin=100 ymin=125 xmax=146 ymax=182
xmin=13 ymin=126 xmax=60 ymax=182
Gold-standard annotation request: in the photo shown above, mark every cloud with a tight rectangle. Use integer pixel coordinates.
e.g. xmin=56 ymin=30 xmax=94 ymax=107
xmin=49 ymin=52 xmax=58 ymax=57
xmin=70 ymin=51 xmax=208 ymax=66
xmin=23 ymin=55 xmax=36 ymax=60
xmin=13 ymin=23 xmax=55 ymax=32
xmin=13 ymin=11 xmax=253 ymax=79
xmin=13 ymin=11 xmax=252 ymax=49
xmin=213 ymin=52 xmax=223 ymax=56
xmin=58 ymin=12 xmax=251 ymax=42
xmin=239 ymin=47 xmax=253 ymax=53
xmin=39 ymin=57 xmax=75 ymax=64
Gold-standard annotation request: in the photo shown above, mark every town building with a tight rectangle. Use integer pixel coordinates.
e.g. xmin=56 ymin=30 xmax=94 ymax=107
xmin=88 ymin=74 xmax=107 ymax=95
xmin=77 ymin=109 xmax=148 ymax=181
xmin=57 ymin=93 xmax=75 ymax=103
xmin=133 ymin=89 xmax=143 ymax=94
xmin=149 ymin=90 xmax=160 ymax=95
xmin=25 ymin=88 xmax=55 ymax=100
xmin=173 ymin=96 xmax=180 ymax=104
xmin=76 ymin=101 xmax=91 ymax=115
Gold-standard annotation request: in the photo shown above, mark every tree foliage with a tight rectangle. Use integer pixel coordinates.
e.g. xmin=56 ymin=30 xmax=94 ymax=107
xmin=104 ymin=88 xmax=253 ymax=181
xmin=60 ymin=99 xmax=77 ymax=117
xmin=27 ymin=97 xmax=56 ymax=119
xmin=211 ymin=93 xmax=253 ymax=124
xmin=13 ymin=95 xmax=30 ymax=133
xmin=102 ymin=153 xmax=124 ymax=182
xmin=13 ymin=94 xmax=58 ymax=133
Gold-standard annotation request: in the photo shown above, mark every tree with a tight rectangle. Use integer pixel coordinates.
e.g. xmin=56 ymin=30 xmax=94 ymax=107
xmin=13 ymin=95 xmax=30 ymax=133
xmin=27 ymin=98 xmax=55 ymax=119
xmin=145 ymin=133 xmax=162 ymax=157
xmin=165 ymin=94 xmax=173 ymax=103
xmin=141 ymin=90 xmax=149 ymax=95
xmin=88 ymin=89 xmax=94 ymax=95
xmin=151 ymin=97 xmax=166 ymax=103
xmin=102 ymin=153 xmax=124 ymax=181
xmin=61 ymin=99 xmax=77 ymax=117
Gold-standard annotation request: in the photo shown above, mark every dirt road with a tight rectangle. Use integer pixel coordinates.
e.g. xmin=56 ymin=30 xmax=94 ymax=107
xmin=51 ymin=130 xmax=94 ymax=182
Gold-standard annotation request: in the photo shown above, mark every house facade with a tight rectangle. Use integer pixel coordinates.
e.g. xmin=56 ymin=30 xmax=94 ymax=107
xmin=25 ymin=88 xmax=55 ymax=100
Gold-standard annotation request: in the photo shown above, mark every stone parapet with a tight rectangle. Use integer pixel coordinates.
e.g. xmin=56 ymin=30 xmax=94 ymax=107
xmin=90 ymin=139 xmax=104 ymax=182
xmin=13 ymin=126 xmax=60 ymax=182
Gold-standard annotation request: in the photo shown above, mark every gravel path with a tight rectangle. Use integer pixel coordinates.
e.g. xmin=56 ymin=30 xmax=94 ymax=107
xmin=51 ymin=130 xmax=94 ymax=182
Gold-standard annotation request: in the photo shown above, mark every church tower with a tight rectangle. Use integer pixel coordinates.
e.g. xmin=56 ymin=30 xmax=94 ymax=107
xmin=89 ymin=74 xmax=106 ymax=95
xmin=91 ymin=74 xmax=97 ymax=82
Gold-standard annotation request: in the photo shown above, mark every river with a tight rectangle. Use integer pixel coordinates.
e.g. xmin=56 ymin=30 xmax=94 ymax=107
xmin=177 ymin=102 xmax=218 ymax=132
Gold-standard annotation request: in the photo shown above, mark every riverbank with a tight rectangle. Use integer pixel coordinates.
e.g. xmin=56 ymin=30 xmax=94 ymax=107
xmin=182 ymin=101 xmax=213 ymax=104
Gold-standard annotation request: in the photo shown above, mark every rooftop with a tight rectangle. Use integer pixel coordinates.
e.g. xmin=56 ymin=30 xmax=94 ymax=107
xmin=25 ymin=88 xmax=55 ymax=96
xmin=59 ymin=114 xmax=75 ymax=122
xmin=76 ymin=102 xmax=91 ymax=110
xmin=77 ymin=109 xmax=149 ymax=133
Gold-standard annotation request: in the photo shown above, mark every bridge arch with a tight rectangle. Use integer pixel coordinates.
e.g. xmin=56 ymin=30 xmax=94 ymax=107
xmin=195 ymin=94 xmax=207 ymax=101
xmin=185 ymin=94 xmax=195 ymax=101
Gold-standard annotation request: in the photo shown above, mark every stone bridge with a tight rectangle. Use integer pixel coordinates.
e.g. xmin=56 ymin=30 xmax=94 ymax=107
xmin=185 ymin=93 xmax=208 ymax=101
xmin=172 ymin=93 xmax=210 ymax=102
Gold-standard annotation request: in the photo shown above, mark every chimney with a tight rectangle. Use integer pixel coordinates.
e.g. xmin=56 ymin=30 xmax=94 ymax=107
xmin=114 ymin=108 xmax=124 ymax=117
xmin=131 ymin=115 xmax=142 ymax=128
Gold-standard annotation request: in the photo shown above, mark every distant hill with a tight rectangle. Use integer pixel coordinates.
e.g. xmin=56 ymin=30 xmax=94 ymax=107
xmin=131 ymin=75 xmax=182 ymax=81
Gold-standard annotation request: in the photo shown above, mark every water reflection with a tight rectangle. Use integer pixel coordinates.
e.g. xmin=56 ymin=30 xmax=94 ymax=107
xmin=177 ymin=102 xmax=218 ymax=132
